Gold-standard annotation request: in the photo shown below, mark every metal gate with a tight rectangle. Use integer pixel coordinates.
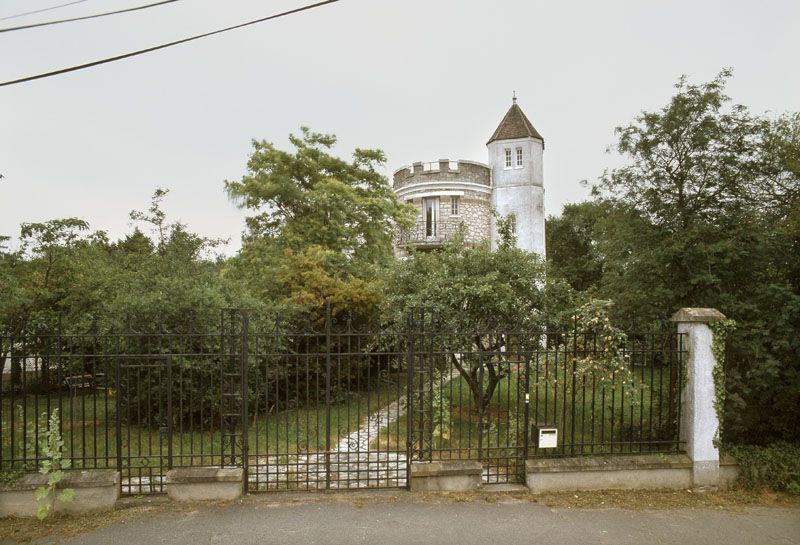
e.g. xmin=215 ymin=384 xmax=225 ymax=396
xmin=246 ymin=307 xmax=408 ymax=491
xmin=406 ymin=314 xmax=686 ymax=484
xmin=407 ymin=315 xmax=530 ymax=483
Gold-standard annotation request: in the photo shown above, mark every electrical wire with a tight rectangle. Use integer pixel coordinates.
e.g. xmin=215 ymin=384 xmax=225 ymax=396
xmin=0 ymin=0 xmax=92 ymax=21
xmin=1 ymin=0 xmax=179 ymax=33
xmin=0 ymin=0 xmax=341 ymax=88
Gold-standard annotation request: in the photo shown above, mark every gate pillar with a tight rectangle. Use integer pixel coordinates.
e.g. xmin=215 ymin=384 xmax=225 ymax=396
xmin=671 ymin=308 xmax=725 ymax=488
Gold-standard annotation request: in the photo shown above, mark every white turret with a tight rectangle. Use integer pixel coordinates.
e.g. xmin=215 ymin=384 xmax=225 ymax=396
xmin=487 ymin=96 xmax=546 ymax=258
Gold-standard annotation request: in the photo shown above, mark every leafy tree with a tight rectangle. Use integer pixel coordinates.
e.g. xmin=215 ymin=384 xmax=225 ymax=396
xmin=585 ymin=70 xmax=800 ymax=442
xmin=545 ymin=201 xmax=609 ymax=293
xmin=383 ymin=230 xmax=574 ymax=406
xmin=224 ymin=128 xmax=415 ymax=320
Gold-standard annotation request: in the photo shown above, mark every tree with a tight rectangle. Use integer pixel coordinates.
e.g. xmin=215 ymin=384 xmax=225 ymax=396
xmin=545 ymin=201 xmax=608 ymax=293
xmin=589 ymin=70 xmax=800 ymax=442
xmin=224 ymin=128 xmax=415 ymax=320
xmin=383 ymin=230 xmax=574 ymax=406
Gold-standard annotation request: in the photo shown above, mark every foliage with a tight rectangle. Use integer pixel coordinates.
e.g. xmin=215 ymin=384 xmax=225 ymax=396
xmin=35 ymin=410 xmax=75 ymax=519
xmin=383 ymin=232 xmax=574 ymax=406
xmin=549 ymin=70 xmax=800 ymax=443
xmin=545 ymin=201 xmax=608 ymax=293
xmin=567 ymin=300 xmax=639 ymax=397
xmin=224 ymin=127 xmax=416 ymax=322
xmin=726 ymin=442 xmax=800 ymax=494
xmin=710 ymin=319 xmax=736 ymax=446
xmin=431 ymin=370 xmax=453 ymax=448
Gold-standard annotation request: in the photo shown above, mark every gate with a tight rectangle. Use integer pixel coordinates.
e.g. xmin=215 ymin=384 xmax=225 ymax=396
xmin=246 ymin=305 xmax=408 ymax=491
xmin=406 ymin=313 xmax=686 ymax=484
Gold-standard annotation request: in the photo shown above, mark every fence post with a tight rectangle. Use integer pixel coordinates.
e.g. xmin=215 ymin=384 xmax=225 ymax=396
xmin=240 ymin=310 xmax=249 ymax=493
xmin=670 ymin=308 xmax=725 ymax=488
xmin=324 ymin=302 xmax=332 ymax=491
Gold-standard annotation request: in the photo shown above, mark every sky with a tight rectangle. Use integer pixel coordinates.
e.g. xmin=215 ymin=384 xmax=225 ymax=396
xmin=1 ymin=0 xmax=799 ymax=254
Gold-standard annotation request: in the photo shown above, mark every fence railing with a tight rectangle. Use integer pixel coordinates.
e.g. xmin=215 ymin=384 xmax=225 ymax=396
xmin=1 ymin=310 xmax=686 ymax=491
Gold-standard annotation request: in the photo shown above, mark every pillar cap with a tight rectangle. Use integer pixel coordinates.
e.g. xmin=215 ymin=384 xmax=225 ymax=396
xmin=670 ymin=308 xmax=726 ymax=323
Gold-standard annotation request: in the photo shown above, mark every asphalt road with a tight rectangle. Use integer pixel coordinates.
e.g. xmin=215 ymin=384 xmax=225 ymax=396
xmin=42 ymin=498 xmax=800 ymax=545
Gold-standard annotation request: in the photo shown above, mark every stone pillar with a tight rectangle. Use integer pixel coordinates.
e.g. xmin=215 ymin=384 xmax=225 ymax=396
xmin=671 ymin=308 xmax=726 ymax=488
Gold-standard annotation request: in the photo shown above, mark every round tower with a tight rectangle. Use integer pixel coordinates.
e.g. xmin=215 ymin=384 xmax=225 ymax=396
xmin=487 ymin=97 xmax=546 ymax=258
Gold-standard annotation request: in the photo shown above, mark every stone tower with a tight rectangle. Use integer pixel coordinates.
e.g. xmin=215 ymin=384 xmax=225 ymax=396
xmin=487 ymin=97 xmax=546 ymax=257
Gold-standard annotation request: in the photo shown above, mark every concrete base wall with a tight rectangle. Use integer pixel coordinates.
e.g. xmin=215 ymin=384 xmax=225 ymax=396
xmin=409 ymin=461 xmax=482 ymax=492
xmin=719 ymin=456 xmax=740 ymax=489
xmin=526 ymin=455 xmax=695 ymax=493
xmin=165 ymin=467 xmax=243 ymax=501
xmin=0 ymin=470 xmax=119 ymax=517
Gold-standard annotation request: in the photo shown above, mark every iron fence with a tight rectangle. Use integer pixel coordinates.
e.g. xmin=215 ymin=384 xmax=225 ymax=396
xmin=1 ymin=308 xmax=686 ymax=493
xmin=0 ymin=311 xmax=246 ymax=495
xmin=406 ymin=313 xmax=686 ymax=483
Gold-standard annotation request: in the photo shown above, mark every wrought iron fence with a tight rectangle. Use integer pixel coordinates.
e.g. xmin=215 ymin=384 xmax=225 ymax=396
xmin=406 ymin=314 xmax=686 ymax=483
xmin=1 ymin=308 xmax=686 ymax=493
xmin=246 ymin=313 xmax=408 ymax=491
xmin=0 ymin=311 xmax=247 ymax=495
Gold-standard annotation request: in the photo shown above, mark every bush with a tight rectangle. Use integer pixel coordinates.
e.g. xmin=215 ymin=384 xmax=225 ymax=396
xmin=726 ymin=442 xmax=800 ymax=494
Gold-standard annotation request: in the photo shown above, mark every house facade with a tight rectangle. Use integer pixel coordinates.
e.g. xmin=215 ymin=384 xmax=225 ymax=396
xmin=393 ymin=98 xmax=546 ymax=257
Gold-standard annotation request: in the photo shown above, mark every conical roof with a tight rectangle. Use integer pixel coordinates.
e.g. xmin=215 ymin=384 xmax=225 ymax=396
xmin=487 ymin=100 xmax=544 ymax=145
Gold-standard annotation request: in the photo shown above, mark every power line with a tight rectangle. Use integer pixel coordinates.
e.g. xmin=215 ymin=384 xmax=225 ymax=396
xmin=0 ymin=0 xmax=341 ymax=88
xmin=0 ymin=0 xmax=92 ymax=21
xmin=0 ymin=0 xmax=179 ymax=33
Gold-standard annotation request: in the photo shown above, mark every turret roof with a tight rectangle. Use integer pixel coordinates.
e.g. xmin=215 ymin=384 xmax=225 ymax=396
xmin=487 ymin=100 xmax=544 ymax=145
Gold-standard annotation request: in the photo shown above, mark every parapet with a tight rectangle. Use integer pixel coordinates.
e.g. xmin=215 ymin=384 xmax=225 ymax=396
xmin=392 ymin=159 xmax=490 ymax=190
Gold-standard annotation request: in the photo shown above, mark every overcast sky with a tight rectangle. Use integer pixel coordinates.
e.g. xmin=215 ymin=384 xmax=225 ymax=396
xmin=1 ymin=0 xmax=798 ymax=254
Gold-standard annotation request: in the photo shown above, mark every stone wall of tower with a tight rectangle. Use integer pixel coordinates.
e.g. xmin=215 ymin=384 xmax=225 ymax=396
xmin=393 ymin=160 xmax=492 ymax=250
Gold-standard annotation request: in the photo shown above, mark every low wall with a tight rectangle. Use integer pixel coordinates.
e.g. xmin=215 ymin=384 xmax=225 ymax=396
xmin=409 ymin=461 xmax=482 ymax=492
xmin=0 ymin=469 xmax=119 ymax=517
xmin=165 ymin=467 xmax=243 ymax=501
xmin=526 ymin=454 xmax=741 ymax=493
xmin=526 ymin=455 xmax=695 ymax=493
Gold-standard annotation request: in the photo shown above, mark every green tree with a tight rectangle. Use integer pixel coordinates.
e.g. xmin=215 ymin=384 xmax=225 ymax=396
xmin=590 ymin=70 xmax=800 ymax=442
xmin=383 ymin=231 xmax=574 ymax=406
xmin=224 ymin=128 xmax=415 ymax=320
xmin=545 ymin=201 xmax=609 ymax=293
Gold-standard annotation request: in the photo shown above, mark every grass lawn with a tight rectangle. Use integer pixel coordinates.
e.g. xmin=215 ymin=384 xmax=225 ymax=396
xmin=1 ymin=375 xmax=409 ymax=472
xmin=372 ymin=365 xmax=680 ymax=458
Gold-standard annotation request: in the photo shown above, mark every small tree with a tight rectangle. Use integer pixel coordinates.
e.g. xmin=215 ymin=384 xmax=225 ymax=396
xmin=384 ymin=230 xmax=574 ymax=407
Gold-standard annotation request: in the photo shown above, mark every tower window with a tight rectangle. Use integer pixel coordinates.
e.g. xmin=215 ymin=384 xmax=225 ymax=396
xmin=504 ymin=148 xmax=512 ymax=168
xmin=516 ymin=147 xmax=523 ymax=167
xmin=451 ymin=196 xmax=460 ymax=216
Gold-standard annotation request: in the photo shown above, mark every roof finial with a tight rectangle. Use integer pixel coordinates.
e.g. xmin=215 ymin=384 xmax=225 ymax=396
xmin=512 ymin=90 xmax=517 ymax=104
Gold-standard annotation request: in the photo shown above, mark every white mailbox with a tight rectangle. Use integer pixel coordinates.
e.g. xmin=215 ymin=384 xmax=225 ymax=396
xmin=535 ymin=426 xmax=558 ymax=449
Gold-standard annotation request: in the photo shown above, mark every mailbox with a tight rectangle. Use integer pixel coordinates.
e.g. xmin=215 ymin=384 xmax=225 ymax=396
xmin=534 ymin=425 xmax=558 ymax=448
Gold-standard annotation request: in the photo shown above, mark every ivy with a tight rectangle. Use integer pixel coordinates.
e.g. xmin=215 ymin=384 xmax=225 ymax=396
xmin=726 ymin=442 xmax=800 ymax=494
xmin=709 ymin=319 xmax=736 ymax=447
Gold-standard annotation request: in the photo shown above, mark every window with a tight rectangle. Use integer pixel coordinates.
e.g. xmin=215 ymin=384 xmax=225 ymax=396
xmin=504 ymin=148 xmax=512 ymax=168
xmin=516 ymin=147 xmax=523 ymax=167
xmin=451 ymin=196 xmax=460 ymax=216
xmin=424 ymin=197 xmax=439 ymax=238
xmin=509 ymin=214 xmax=517 ymax=234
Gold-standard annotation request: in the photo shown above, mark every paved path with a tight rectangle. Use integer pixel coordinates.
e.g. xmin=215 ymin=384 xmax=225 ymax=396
xmin=27 ymin=498 xmax=800 ymax=545
xmin=250 ymin=369 xmax=462 ymax=490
